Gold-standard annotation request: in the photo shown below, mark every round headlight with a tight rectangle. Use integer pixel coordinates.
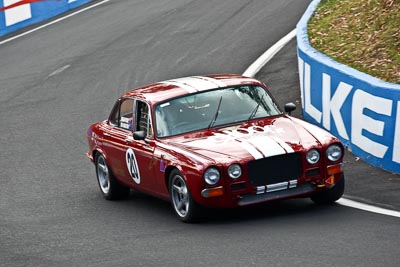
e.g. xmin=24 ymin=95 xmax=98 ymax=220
xmin=306 ymin=149 xmax=320 ymax=164
xmin=327 ymin=144 xmax=342 ymax=162
xmin=204 ymin=167 xmax=220 ymax=185
xmin=228 ymin=164 xmax=242 ymax=179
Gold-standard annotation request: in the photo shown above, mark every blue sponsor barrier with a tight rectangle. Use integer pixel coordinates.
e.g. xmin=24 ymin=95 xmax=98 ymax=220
xmin=297 ymin=0 xmax=400 ymax=173
xmin=0 ymin=0 xmax=92 ymax=37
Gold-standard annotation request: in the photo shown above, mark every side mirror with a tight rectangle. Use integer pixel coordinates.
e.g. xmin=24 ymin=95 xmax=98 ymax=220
xmin=284 ymin=103 xmax=296 ymax=115
xmin=133 ymin=130 xmax=147 ymax=140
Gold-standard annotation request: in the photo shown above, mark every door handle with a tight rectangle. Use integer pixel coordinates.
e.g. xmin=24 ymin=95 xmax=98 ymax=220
xmin=125 ymin=136 xmax=134 ymax=143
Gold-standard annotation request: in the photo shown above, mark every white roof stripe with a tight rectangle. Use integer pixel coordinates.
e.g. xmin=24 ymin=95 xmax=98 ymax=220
xmin=151 ymin=89 xmax=183 ymax=99
xmin=193 ymin=76 xmax=227 ymax=87
xmin=174 ymin=77 xmax=217 ymax=90
xmin=159 ymin=81 xmax=198 ymax=93
xmin=160 ymin=76 xmax=227 ymax=94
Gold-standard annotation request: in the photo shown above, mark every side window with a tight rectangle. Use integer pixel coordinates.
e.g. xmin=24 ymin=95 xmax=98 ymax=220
xmin=119 ymin=98 xmax=134 ymax=130
xmin=109 ymin=100 xmax=120 ymax=126
xmin=135 ymin=101 xmax=153 ymax=137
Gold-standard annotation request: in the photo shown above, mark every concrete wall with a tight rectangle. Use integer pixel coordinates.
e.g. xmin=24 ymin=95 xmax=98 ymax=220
xmin=0 ymin=0 xmax=92 ymax=37
xmin=297 ymin=0 xmax=400 ymax=173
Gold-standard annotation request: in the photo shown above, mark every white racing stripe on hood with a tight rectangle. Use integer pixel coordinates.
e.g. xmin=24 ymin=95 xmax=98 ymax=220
xmin=239 ymin=141 xmax=264 ymax=160
xmin=269 ymin=136 xmax=295 ymax=153
xmin=246 ymin=135 xmax=287 ymax=158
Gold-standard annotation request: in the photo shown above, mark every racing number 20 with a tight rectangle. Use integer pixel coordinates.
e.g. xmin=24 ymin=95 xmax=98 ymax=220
xmin=126 ymin=148 xmax=141 ymax=184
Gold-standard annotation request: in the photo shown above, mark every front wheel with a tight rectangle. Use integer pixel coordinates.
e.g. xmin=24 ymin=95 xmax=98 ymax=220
xmin=169 ymin=170 xmax=201 ymax=223
xmin=95 ymin=154 xmax=130 ymax=200
xmin=311 ymin=174 xmax=345 ymax=204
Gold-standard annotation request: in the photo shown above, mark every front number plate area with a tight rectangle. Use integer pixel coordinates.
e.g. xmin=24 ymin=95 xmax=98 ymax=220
xmin=256 ymin=180 xmax=298 ymax=195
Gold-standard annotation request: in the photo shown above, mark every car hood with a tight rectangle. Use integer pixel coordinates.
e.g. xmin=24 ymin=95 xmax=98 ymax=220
xmin=162 ymin=116 xmax=337 ymax=164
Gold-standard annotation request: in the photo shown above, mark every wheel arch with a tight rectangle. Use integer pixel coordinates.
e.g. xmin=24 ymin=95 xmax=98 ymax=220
xmin=92 ymin=147 xmax=107 ymax=162
xmin=92 ymin=148 xmax=117 ymax=180
xmin=163 ymin=163 xmax=206 ymax=206
xmin=165 ymin=165 xmax=180 ymax=193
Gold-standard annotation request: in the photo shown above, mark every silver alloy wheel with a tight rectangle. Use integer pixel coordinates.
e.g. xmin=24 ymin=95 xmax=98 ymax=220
xmin=171 ymin=174 xmax=190 ymax=218
xmin=97 ymin=155 xmax=110 ymax=194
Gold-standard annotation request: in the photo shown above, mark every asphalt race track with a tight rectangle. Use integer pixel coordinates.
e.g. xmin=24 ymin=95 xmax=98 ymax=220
xmin=1 ymin=0 xmax=399 ymax=266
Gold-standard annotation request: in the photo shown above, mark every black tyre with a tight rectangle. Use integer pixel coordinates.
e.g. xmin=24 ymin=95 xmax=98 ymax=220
xmin=311 ymin=174 xmax=345 ymax=204
xmin=169 ymin=169 xmax=201 ymax=223
xmin=95 ymin=154 xmax=130 ymax=200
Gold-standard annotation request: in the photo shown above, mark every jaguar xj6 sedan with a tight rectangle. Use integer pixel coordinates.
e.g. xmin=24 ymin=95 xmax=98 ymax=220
xmin=86 ymin=74 xmax=345 ymax=222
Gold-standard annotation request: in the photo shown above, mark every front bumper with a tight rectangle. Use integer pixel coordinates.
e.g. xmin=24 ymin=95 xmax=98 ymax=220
xmin=237 ymin=182 xmax=316 ymax=206
xmin=196 ymin=169 xmax=344 ymax=208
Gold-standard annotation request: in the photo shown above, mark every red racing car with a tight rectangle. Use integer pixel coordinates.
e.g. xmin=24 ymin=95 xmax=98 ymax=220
xmin=86 ymin=74 xmax=345 ymax=222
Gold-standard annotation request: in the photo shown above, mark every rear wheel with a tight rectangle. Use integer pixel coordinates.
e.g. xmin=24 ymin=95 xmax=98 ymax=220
xmin=311 ymin=174 xmax=345 ymax=204
xmin=169 ymin=170 xmax=201 ymax=223
xmin=95 ymin=154 xmax=129 ymax=200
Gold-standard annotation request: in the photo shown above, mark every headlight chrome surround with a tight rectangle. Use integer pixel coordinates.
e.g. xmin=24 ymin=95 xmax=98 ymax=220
xmin=228 ymin=164 xmax=242 ymax=179
xmin=306 ymin=149 xmax=320 ymax=164
xmin=326 ymin=144 xmax=343 ymax=162
xmin=204 ymin=167 xmax=220 ymax=185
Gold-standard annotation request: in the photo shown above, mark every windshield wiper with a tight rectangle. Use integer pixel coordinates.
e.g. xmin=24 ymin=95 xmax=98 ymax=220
xmin=247 ymin=102 xmax=261 ymax=122
xmin=208 ymin=96 xmax=223 ymax=130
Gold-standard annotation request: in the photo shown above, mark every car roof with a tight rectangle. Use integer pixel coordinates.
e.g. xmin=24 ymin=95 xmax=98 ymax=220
xmin=121 ymin=74 xmax=264 ymax=105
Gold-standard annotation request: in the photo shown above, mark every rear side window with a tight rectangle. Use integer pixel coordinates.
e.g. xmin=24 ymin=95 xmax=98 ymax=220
xmin=109 ymin=100 xmax=120 ymax=126
xmin=109 ymin=98 xmax=134 ymax=130
xmin=108 ymin=98 xmax=153 ymax=136
xmin=119 ymin=99 xmax=134 ymax=130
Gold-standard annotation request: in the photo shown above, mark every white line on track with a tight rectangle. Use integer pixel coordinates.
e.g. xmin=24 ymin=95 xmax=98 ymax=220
xmin=337 ymin=198 xmax=400 ymax=218
xmin=0 ymin=0 xmax=110 ymax=46
xmin=48 ymin=64 xmax=71 ymax=77
xmin=243 ymin=28 xmax=400 ymax=219
xmin=243 ymin=29 xmax=296 ymax=78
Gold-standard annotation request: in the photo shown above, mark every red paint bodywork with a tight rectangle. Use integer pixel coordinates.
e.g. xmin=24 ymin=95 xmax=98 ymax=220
xmin=86 ymin=74 xmax=344 ymax=208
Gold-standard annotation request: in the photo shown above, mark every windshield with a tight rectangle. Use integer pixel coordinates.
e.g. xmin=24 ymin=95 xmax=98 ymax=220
xmin=155 ymin=85 xmax=281 ymax=137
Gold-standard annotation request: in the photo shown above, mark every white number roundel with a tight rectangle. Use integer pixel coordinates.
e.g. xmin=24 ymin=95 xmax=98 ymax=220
xmin=126 ymin=148 xmax=141 ymax=184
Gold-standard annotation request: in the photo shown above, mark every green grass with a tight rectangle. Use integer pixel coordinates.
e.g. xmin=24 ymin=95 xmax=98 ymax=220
xmin=308 ymin=0 xmax=400 ymax=84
